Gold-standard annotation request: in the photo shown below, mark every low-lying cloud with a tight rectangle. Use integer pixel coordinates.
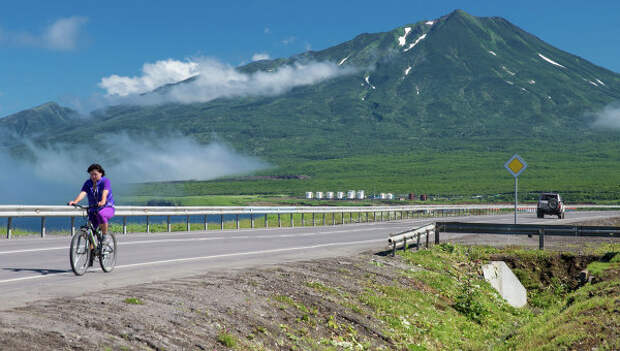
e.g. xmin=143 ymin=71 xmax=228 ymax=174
xmin=0 ymin=133 xmax=268 ymax=204
xmin=590 ymin=103 xmax=620 ymax=129
xmin=0 ymin=16 xmax=88 ymax=50
xmin=251 ymin=52 xmax=270 ymax=61
xmin=97 ymin=57 xmax=354 ymax=106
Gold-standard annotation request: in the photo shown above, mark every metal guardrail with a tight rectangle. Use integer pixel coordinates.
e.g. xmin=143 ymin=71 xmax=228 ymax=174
xmin=0 ymin=204 xmax=531 ymax=239
xmin=388 ymin=221 xmax=620 ymax=253
xmin=2 ymin=204 xmax=619 ymax=239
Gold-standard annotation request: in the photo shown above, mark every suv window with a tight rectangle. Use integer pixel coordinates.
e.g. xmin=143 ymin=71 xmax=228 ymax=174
xmin=540 ymin=194 xmax=558 ymax=201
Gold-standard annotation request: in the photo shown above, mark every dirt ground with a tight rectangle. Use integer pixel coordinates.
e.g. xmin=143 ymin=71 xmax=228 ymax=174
xmin=0 ymin=218 xmax=617 ymax=350
xmin=0 ymin=251 xmax=410 ymax=350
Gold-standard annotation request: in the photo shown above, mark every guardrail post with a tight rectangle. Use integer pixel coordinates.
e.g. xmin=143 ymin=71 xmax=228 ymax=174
xmin=312 ymin=213 xmax=315 ymax=226
xmin=373 ymin=212 xmax=376 ymax=222
xmin=301 ymin=213 xmax=305 ymax=226
xmin=203 ymin=215 xmax=207 ymax=231
xmin=322 ymin=213 xmax=326 ymax=226
xmin=392 ymin=242 xmax=397 ymax=257
xmin=70 ymin=217 xmax=75 ymax=236
xmin=168 ymin=215 xmax=172 ymax=232
xmin=416 ymin=231 xmax=421 ymax=250
xmin=6 ymin=217 xmax=12 ymax=239
xmin=236 ymin=215 xmax=240 ymax=230
xmin=425 ymin=229 xmax=430 ymax=249
xmin=40 ymin=217 xmax=46 ymax=238
xmin=341 ymin=212 xmax=344 ymax=225
xmin=290 ymin=213 xmax=294 ymax=227
xmin=366 ymin=212 xmax=370 ymax=223
xmin=123 ymin=216 xmax=127 ymax=235
xmin=539 ymin=229 xmax=545 ymax=250
xmin=186 ymin=215 xmax=190 ymax=232
xmin=146 ymin=216 xmax=150 ymax=233
xmin=349 ymin=212 xmax=353 ymax=224
xmin=221 ymin=215 xmax=224 ymax=231
xmin=435 ymin=225 xmax=440 ymax=245
xmin=403 ymin=237 xmax=407 ymax=251
xmin=251 ymin=214 xmax=255 ymax=229
xmin=278 ymin=214 xmax=281 ymax=228
xmin=265 ymin=214 xmax=268 ymax=228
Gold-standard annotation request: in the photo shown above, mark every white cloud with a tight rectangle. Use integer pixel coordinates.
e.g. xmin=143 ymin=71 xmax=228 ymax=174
xmin=0 ymin=16 xmax=87 ymax=50
xmin=98 ymin=57 xmax=355 ymax=105
xmin=0 ymin=133 xmax=268 ymax=204
xmin=264 ymin=27 xmax=271 ymax=34
xmin=281 ymin=36 xmax=296 ymax=45
xmin=99 ymin=59 xmax=200 ymax=96
xmin=43 ymin=16 xmax=88 ymax=50
xmin=251 ymin=52 xmax=270 ymax=61
xmin=591 ymin=103 xmax=620 ymax=129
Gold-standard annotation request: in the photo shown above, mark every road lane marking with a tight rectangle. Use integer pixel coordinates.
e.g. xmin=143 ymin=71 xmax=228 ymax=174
xmin=0 ymin=238 xmax=385 ymax=285
xmin=0 ymin=224 xmax=413 ymax=255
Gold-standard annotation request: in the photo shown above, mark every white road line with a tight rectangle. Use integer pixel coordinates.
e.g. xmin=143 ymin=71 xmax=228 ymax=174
xmin=0 ymin=238 xmax=384 ymax=284
xmin=0 ymin=225 xmax=412 ymax=255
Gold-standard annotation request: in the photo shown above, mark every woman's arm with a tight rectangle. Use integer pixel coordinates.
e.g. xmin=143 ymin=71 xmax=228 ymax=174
xmin=68 ymin=191 xmax=87 ymax=205
xmin=98 ymin=189 xmax=109 ymax=207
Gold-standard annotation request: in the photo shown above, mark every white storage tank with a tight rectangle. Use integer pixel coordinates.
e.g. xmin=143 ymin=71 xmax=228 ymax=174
xmin=326 ymin=192 xmax=335 ymax=199
xmin=347 ymin=190 xmax=356 ymax=200
xmin=386 ymin=193 xmax=394 ymax=200
xmin=356 ymin=190 xmax=365 ymax=199
xmin=305 ymin=192 xmax=313 ymax=199
xmin=337 ymin=192 xmax=345 ymax=200
xmin=315 ymin=191 xmax=324 ymax=199
xmin=380 ymin=193 xmax=386 ymax=200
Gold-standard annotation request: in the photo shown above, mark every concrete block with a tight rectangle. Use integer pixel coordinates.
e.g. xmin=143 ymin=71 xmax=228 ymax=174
xmin=482 ymin=261 xmax=527 ymax=308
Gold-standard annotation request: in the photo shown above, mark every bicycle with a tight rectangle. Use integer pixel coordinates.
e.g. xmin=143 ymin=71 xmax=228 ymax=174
xmin=69 ymin=204 xmax=117 ymax=276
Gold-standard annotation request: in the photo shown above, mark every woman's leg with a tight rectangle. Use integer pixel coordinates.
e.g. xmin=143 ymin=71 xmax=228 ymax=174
xmin=97 ymin=207 xmax=115 ymax=236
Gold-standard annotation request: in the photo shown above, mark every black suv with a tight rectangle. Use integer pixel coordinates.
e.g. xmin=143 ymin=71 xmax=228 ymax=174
xmin=537 ymin=193 xmax=565 ymax=219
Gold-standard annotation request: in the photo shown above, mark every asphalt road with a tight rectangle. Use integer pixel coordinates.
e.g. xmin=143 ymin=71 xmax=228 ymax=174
xmin=1 ymin=211 xmax=618 ymax=310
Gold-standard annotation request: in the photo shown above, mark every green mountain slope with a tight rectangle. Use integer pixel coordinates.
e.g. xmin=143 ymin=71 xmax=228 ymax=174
xmin=2 ymin=10 xmax=620 ymax=200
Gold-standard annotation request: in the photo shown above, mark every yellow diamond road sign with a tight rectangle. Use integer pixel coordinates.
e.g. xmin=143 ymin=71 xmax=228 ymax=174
xmin=505 ymin=154 xmax=527 ymax=177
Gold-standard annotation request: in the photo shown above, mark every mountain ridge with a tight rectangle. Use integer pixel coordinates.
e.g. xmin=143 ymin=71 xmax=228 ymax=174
xmin=1 ymin=9 xmax=619 ymax=162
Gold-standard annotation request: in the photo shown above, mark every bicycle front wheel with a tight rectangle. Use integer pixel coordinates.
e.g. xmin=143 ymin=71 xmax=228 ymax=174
xmin=99 ymin=233 xmax=117 ymax=272
xmin=70 ymin=230 xmax=91 ymax=276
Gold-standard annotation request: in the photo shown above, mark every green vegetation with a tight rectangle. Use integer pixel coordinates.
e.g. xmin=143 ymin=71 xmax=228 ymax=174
xmin=131 ymin=147 xmax=620 ymax=205
xmin=234 ymin=244 xmax=619 ymax=350
xmin=123 ymin=297 xmax=144 ymax=305
xmin=217 ymin=331 xmax=237 ymax=348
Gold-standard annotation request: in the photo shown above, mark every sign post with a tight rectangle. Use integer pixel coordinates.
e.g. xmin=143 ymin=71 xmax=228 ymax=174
xmin=504 ymin=154 xmax=527 ymax=224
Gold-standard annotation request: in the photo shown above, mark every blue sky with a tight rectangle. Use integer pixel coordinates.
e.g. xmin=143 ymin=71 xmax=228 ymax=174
xmin=1 ymin=0 xmax=619 ymax=116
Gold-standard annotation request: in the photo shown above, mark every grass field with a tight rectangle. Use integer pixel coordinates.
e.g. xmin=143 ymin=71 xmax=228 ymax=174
xmin=131 ymin=146 xmax=620 ymax=206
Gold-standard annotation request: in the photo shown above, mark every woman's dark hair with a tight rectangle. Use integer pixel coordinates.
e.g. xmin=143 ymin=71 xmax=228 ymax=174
xmin=87 ymin=163 xmax=105 ymax=176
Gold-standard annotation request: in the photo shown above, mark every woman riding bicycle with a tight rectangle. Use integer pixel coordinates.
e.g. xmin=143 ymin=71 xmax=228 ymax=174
xmin=68 ymin=164 xmax=115 ymax=239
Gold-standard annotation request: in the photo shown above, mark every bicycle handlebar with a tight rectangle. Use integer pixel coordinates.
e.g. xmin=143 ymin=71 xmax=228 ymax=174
xmin=69 ymin=204 xmax=99 ymax=211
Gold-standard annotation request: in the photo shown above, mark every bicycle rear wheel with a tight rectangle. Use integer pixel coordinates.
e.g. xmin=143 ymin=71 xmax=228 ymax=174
xmin=99 ymin=233 xmax=117 ymax=272
xmin=70 ymin=230 xmax=91 ymax=276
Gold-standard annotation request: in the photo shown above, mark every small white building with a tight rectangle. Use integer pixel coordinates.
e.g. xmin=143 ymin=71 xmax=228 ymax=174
xmin=379 ymin=193 xmax=386 ymax=200
xmin=305 ymin=192 xmax=313 ymax=199
xmin=326 ymin=192 xmax=335 ymax=199
xmin=386 ymin=193 xmax=394 ymax=200
xmin=315 ymin=191 xmax=324 ymax=199
xmin=336 ymin=192 xmax=345 ymax=200
xmin=356 ymin=190 xmax=365 ymax=200
xmin=347 ymin=190 xmax=356 ymax=200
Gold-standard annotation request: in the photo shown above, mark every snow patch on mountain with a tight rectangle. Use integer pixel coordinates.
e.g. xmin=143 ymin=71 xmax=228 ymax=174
xmin=364 ymin=75 xmax=376 ymax=89
xmin=415 ymin=85 xmax=420 ymax=95
xmin=338 ymin=55 xmax=350 ymax=65
xmin=404 ymin=66 xmax=412 ymax=75
xmin=589 ymin=80 xmax=599 ymax=87
xmin=596 ymin=79 xmax=606 ymax=86
xmin=501 ymin=66 xmax=516 ymax=76
xmin=425 ymin=21 xmax=435 ymax=25
xmin=505 ymin=80 xmax=514 ymax=85
xmin=398 ymin=27 xmax=411 ymax=47
xmin=404 ymin=33 xmax=427 ymax=52
xmin=528 ymin=80 xmax=535 ymax=84
xmin=537 ymin=53 xmax=566 ymax=68
xmin=488 ymin=50 xmax=497 ymax=56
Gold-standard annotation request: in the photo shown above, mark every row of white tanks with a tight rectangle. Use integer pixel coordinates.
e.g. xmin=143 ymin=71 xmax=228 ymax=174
xmin=304 ymin=190 xmax=395 ymax=200
xmin=305 ymin=190 xmax=365 ymax=200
